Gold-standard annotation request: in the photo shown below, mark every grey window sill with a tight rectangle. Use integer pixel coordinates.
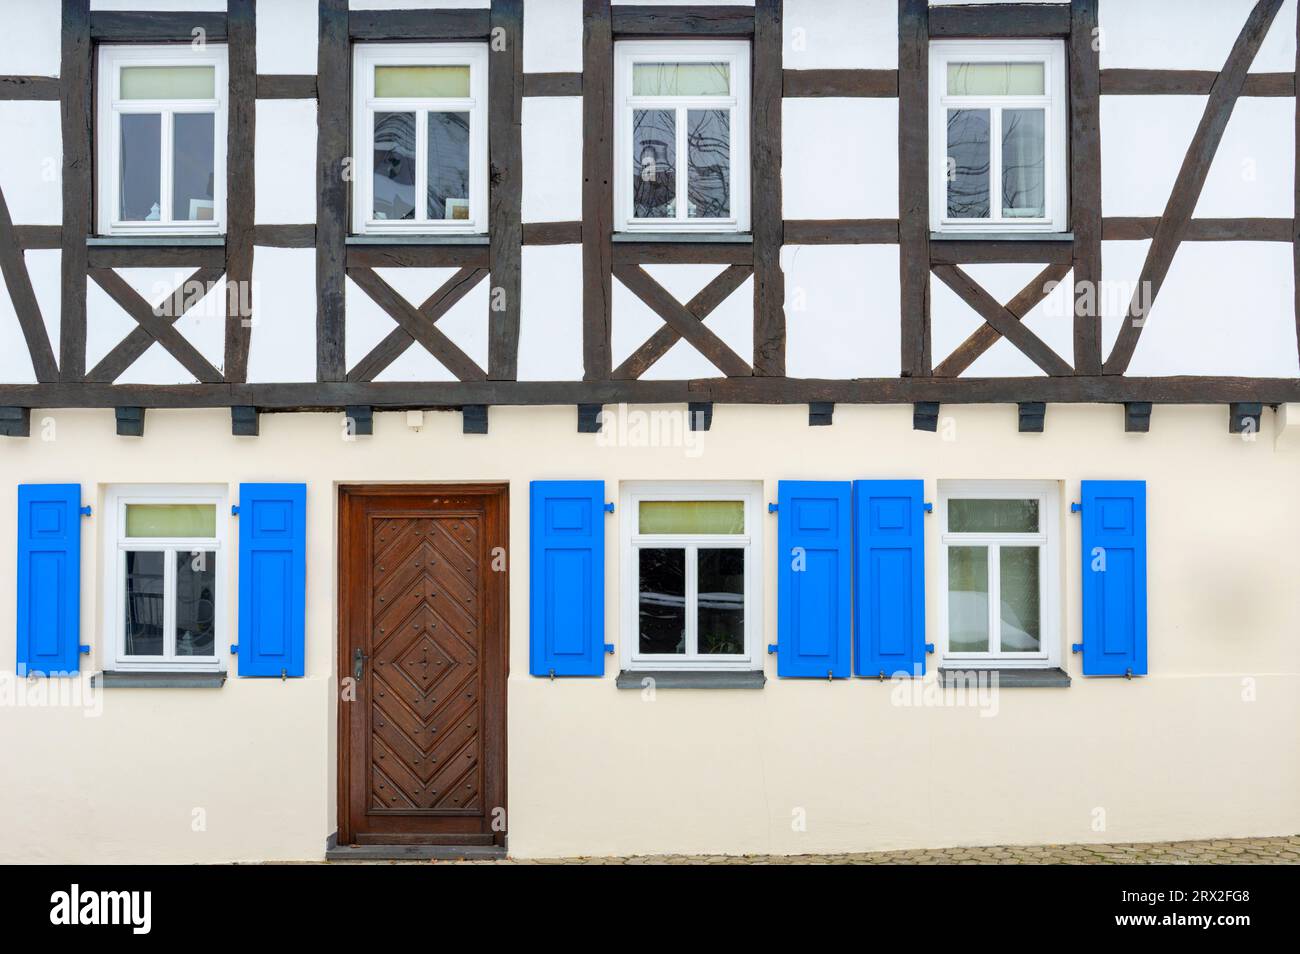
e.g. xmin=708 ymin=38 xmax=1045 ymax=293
xmin=346 ymin=234 xmax=489 ymax=245
xmin=616 ymin=669 xmax=766 ymax=689
xmin=613 ymin=232 xmax=752 ymax=244
xmin=93 ymin=671 xmax=227 ymax=689
xmin=930 ymin=231 xmax=1074 ymax=242
xmin=938 ymin=667 xmax=1071 ymax=688
xmin=88 ymin=236 xmax=226 ymax=246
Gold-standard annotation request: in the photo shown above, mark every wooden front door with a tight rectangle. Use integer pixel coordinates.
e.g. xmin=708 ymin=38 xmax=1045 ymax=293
xmin=339 ymin=485 xmax=507 ymax=846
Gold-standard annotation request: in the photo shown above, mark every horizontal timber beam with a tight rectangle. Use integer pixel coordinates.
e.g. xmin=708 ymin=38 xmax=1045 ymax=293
xmin=783 ymin=69 xmax=898 ymax=97
xmin=784 ymin=220 xmax=899 ymax=244
xmin=256 ymin=75 xmax=318 ymax=99
xmin=0 ymin=76 xmax=60 ymax=100
xmin=348 ymin=9 xmax=491 ymax=40
xmin=90 ymin=11 xmax=227 ymax=41
xmin=1102 ymin=217 xmax=1293 ymax=242
xmin=610 ymin=6 xmax=755 ymax=36
xmin=1101 ymin=69 xmax=1295 ymax=96
xmin=928 ymin=3 xmax=1069 ymax=38
xmin=0 ymin=378 xmax=1295 ymax=410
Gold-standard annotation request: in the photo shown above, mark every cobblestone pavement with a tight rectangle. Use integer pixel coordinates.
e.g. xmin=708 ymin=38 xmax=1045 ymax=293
xmin=453 ymin=835 xmax=1300 ymax=865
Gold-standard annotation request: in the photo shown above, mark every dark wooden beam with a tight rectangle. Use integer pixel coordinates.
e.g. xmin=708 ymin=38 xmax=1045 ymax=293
xmin=613 ymin=265 xmax=752 ymax=376
xmin=256 ymin=75 xmax=318 ymax=99
xmin=929 ymin=239 xmax=1074 ymax=265
xmin=317 ymin=0 xmax=349 ymax=382
xmin=913 ymin=401 xmax=939 ymax=432
xmin=752 ymin=0 xmax=784 ymax=376
xmin=0 ymin=406 xmax=31 ymax=437
xmin=14 ymin=226 xmax=61 ymax=250
xmin=583 ymin=0 xmax=614 ymax=382
xmin=898 ymin=0 xmax=930 ymax=376
xmin=253 ymin=224 xmax=316 ymax=247
xmin=1229 ymin=402 xmax=1263 ymax=434
xmin=1102 ymin=217 xmax=1294 ymax=242
xmin=1104 ymin=0 xmax=1285 ymax=374
xmin=87 ymin=244 xmax=226 ymax=268
xmin=577 ymin=403 xmax=603 ymax=432
xmin=348 ymin=9 xmax=491 ymax=40
xmin=1018 ymin=402 xmax=1046 ymax=433
xmin=345 ymin=243 xmax=490 ymax=268
xmin=809 ymin=402 xmax=834 ymax=426
xmin=522 ymin=221 xmax=581 ymax=244
xmin=115 ymin=406 xmax=145 ymax=437
xmin=782 ymin=69 xmax=898 ymax=97
xmin=1101 ymin=69 xmax=1295 ymax=96
xmin=523 ymin=73 xmax=582 ymax=96
xmin=89 ymin=269 xmax=224 ymax=384
xmin=225 ymin=0 xmax=256 ymax=384
xmin=610 ymin=6 xmax=755 ymax=36
xmin=928 ymin=3 xmax=1070 ymax=37
xmin=90 ymin=11 xmax=227 ymax=41
xmin=345 ymin=405 xmax=373 ymax=436
xmin=0 ymin=76 xmax=59 ymax=100
xmin=1124 ymin=401 xmax=1152 ymax=433
xmin=611 ymin=241 xmax=752 ymax=265
xmin=1070 ymin=0 xmax=1103 ymax=375
xmin=488 ymin=0 xmax=524 ymax=381
xmin=231 ymin=405 xmax=259 ymax=436
xmin=0 ymin=186 xmax=58 ymax=381
xmin=462 ymin=404 xmax=489 ymax=434
xmin=60 ymin=0 xmax=91 ymax=382
xmin=784 ymin=219 xmax=899 ymax=244
xmin=688 ymin=401 xmax=713 ymax=431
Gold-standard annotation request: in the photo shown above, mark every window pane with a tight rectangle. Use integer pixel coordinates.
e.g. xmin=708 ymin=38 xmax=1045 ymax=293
xmin=125 ymin=504 xmax=217 ymax=538
xmin=120 ymin=66 xmax=215 ymax=100
xmin=638 ymin=548 xmax=685 ymax=654
xmin=120 ymin=113 xmax=161 ymax=221
xmin=375 ymin=65 xmax=470 ymax=98
xmin=1000 ymin=546 xmax=1040 ymax=652
xmin=176 ymin=551 xmax=216 ymax=657
xmin=1001 ymin=108 xmax=1045 ymax=218
xmin=947 ymin=546 xmax=989 ymax=653
xmin=698 ymin=548 xmax=744 ymax=655
xmin=427 ymin=111 xmax=470 ymax=220
xmin=173 ymin=113 xmax=215 ymax=221
xmin=633 ymin=109 xmax=676 ymax=218
xmin=947 ymin=62 xmax=1044 ymax=96
xmin=638 ymin=500 xmax=743 ymax=534
xmin=946 ymin=108 xmax=989 ymax=219
xmin=124 ymin=551 xmax=165 ymax=656
xmin=373 ymin=112 xmax=416 ymax=220
xmin=633 ymin=63 xmax=729 ymax=96
xmin=687 ymin=109 xmax=729 ymax=219
xmin=947 ymin=499 xmax=1039 ymax=533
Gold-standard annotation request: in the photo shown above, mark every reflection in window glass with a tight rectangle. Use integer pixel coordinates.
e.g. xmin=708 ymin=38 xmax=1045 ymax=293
xmin=633 ymin=109 xmax=676 ymax=218
xmin=999 ymin=546 xmax=1040 ymax=652
xmin=427 ymin=112 xmax=471 ymax=220
xmin=946 ymin=108 xmax=989 ymax=219
xmin=173 ymin=113 xmax=216 ymax=222
xmin=687 ymin=109 xmax=730 ymax=219
xmin=124 ymin=551 xmax=165 ymax=656
xmin=698 ymin=549 xmax=744 ymax=655
xmin=1002 ymin=108 xmax=1045 ymax=218
xmin=120 ymin=114 xmax=162 ymax=221
xmin=638 ymin=548 xmax=685 ymax=655
xmin=948 ymin=546 xmax=989 ymax=653
xmin=373 ymin=112 xmax=416 ymax=220
xmin=176 ymin=551 xmax=217 ymax=657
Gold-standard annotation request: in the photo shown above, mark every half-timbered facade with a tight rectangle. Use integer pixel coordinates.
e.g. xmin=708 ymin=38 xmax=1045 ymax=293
xmin=1 ymin=0 xmax=1298 ymax=862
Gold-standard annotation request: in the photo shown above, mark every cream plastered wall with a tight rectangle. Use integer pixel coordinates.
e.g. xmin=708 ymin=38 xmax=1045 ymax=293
xmin=0 ymin=402 xmax=1297 ymax=861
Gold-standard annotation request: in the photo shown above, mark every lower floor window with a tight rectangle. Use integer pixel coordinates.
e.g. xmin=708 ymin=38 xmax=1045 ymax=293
xmin=938 ymin=480 xmax=1059 ymax=669
xmin=105 ymin=486 xmax=226 ymax=671
xmin=622 ymin=483 xmax=762 ymax=670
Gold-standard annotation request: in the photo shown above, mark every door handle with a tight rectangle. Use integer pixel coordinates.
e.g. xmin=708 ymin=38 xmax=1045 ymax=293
xmin=353 ymin=647 xmax=368 ymax=681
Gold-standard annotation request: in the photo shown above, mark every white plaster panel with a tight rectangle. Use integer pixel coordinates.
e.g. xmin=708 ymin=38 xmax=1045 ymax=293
xmin=85 ymin=277 xmax=138 ymax=373
xmin=0 ymin=0 xmax=60 ymax=77
xmin=612 ymin=273 xmax=666 ymax=369
xmin=643 ymin=263 xmax=727 ymax=303
xmin=436 ymin=276 xmax=489 ymax=372
xmin=26 ymin=249 xmax=62 ymax=361
xmin=116 ymin=343 xmax=195 ymax=385
xmin=1195 ymin=97 xmax=1295 ymax=218
xmin=0 ymin=102 xmax=62 ymax=225
xmin=255 ymin=100 xmax=318 ymax=225
xmin=173 ymin=274 xmax=229 ymax=369
xmin=783 ymin=98 xmax=898 ymax=219
xmin=1099 ymin=95 xmax=1204 ymax=217
xmin=523 ymin=0 xmax=582 ymax=74
xmin=257 ymin=0 xmax=320 ymax=75
xmin=345 ymin=267 xmax=456 ymax=370
xmin=782 ymin=244 xmax=901 ymax=378
xmin=247 ymin=247 xmax=317 ymax=382
xmin=522 ymin=96 xmax=582 ymax=223
xmin=374 ymin=343 xmax=455 ymax=382
xmin=518 ymin=243 xmax=583 ymax=380
xmin=0 ymin=279 xmax=34 ymax=383
xmin=1098 ymin=0 xmax=1291 ymax=71
xmin=1100 ymin=240 xmax=1298 ymax=377
xmin=632 ymin=264 xmax=754 ymax=379
xmin=784 ymin=0 xmax=896 ymax=70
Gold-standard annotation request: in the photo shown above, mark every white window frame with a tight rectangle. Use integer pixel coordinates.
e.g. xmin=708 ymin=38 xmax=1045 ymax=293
xmin=620 ymin=482 xmax=763 ymax=672
xmin=102 ymin=484 xmax=228 ymax=673
xmin=613 ymin=39 xmax=751 ymax=233
xmin=936 ymin=480 xmax=1060 ymax=670
xmin=96 ymin=44 xmax=228 ymax=237
xmin=351 ymin=42 xmax=489 ymax=236
xmin=928 ymin=39 xmax=1068 ymax=233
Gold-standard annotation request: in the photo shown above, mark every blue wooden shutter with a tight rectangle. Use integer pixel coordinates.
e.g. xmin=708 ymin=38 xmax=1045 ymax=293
xmin=853 ymin=480 xmax=927 ymax=677
xmin=776 ymin=481 xmax=851 ymax=678
xmin=16 ymin=484 xmax=84 ymax=676
xmin=237 ymin=483 xmax=306 ymax=677
xmin=530 ymin=480 xmax=605 ymax=676
xmin=1079 ymin=480 xmax=1147 ymax=676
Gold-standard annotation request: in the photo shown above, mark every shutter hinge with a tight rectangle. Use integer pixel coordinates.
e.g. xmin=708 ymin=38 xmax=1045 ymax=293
xmin=604 ymin=643 xmax=615 ymax=654
xmin=549 ymin=668 xmax=555 ymax=680
xmin=1125 ymin=668 xmax=1132 ymax=680
xmin=925 ymin=642 xmax=934 ymax=654
xmin=767 ymin=503 xmax=778 ymax=513
xmin=923 ymin=502 xmax=933 ymax=513
xmin=1071 ymin=643 xmax=1083 ymax=654
xmin=603 ymin=502 xmax=615 ymax=513
xmin=79 ymin=505 xmax=91 ymax=517
xmin=766 ymin=643 xmax=777 ymax=654
xmin=281 ymin=668 xmax=287 ymax=681
xmin=829 ymin=670 xmax=835 ymax=681
xmin=1070 ymin=502 xmax=1082 ymax=513
xmin=878 ymin=670 xmax=885 ymax=682
xmin=78 ymin=644 xmax=90 ymax=655
xmin=231 ymin=504 xmax=239 ymax=516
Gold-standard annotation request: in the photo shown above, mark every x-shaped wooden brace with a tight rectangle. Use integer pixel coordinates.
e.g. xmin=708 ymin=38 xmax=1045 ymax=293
xmin=612 ymin=264 xmax=753 ymax=379
xmin=87 ymin=266 xmax=226 ymax=383
xmin=932 ymin=263 xmax=1073 ymax=377
xmin=346 ymin=266 xmax=489 ymax=382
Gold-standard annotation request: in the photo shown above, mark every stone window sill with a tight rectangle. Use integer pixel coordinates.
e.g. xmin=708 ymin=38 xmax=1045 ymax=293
xmin=615 ymin=669 xmax=765 ymax=689
xmin=93 ymin=671 xmax=227 ymax=689
xmin=346 ymin=234 xmax=489 ymax=245
xmin=938 ymin=667 xmax=1071 ymax=688
xmin=929 ymin=231 xmax=1074 ymax=242
xmin=613 ymin=232 xmax=752 ymax=244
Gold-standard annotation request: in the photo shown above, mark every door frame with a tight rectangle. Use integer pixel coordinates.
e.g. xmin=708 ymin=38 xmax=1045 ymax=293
xmin=336 ymin=483 xmax=509 ymax=847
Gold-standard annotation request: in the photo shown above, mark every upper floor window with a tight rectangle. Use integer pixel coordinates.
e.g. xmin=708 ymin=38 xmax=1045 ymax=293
xmin=929 ymin=40 xmax=1067 ymax=233
xmin=96 ymin=44 xmax=228 ymax=237
xmin=614 ymin=40 xmax=750 ymax=233
xmin=352 ymin=43 xmax=488 ymax=236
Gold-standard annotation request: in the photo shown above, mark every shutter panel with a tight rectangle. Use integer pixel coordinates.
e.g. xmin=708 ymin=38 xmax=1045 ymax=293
xmin=237 ymin=483 xmax=306 ymax=677
xmin=853 ymin=479 xmax=926 ymax=677
xmin=1079 ymin=480 xmax=1147 ymax=676
xmin=530 ymin=480 xmax=605 ymax=676
xmin=776 ymin=481 xmax=851 ymax=678
xmin=16 ymin=484 xmax=83 ymax=676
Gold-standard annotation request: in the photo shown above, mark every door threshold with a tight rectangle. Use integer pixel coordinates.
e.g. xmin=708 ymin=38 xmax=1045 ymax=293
xmin=326 ymin=844 xmax=507 ymax=862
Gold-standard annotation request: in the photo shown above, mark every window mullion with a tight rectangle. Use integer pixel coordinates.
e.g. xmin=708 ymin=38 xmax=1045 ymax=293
xmin=685 ymin=544 xmax=698 ymax=656
xmin=161 ymin=109 xmax=174 ymax=223
xmin=415 ymin=109 xmax=428 ymax=223
xmin=989 ymin=106 xmax=1002 ymax=226
xmin=988 ymin=543 xmax=1001 ymax=654
xmin=163 ymin=548 xmax=176 ymax=660
xmin=677 ymin=105 xmax=688 ymax=222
